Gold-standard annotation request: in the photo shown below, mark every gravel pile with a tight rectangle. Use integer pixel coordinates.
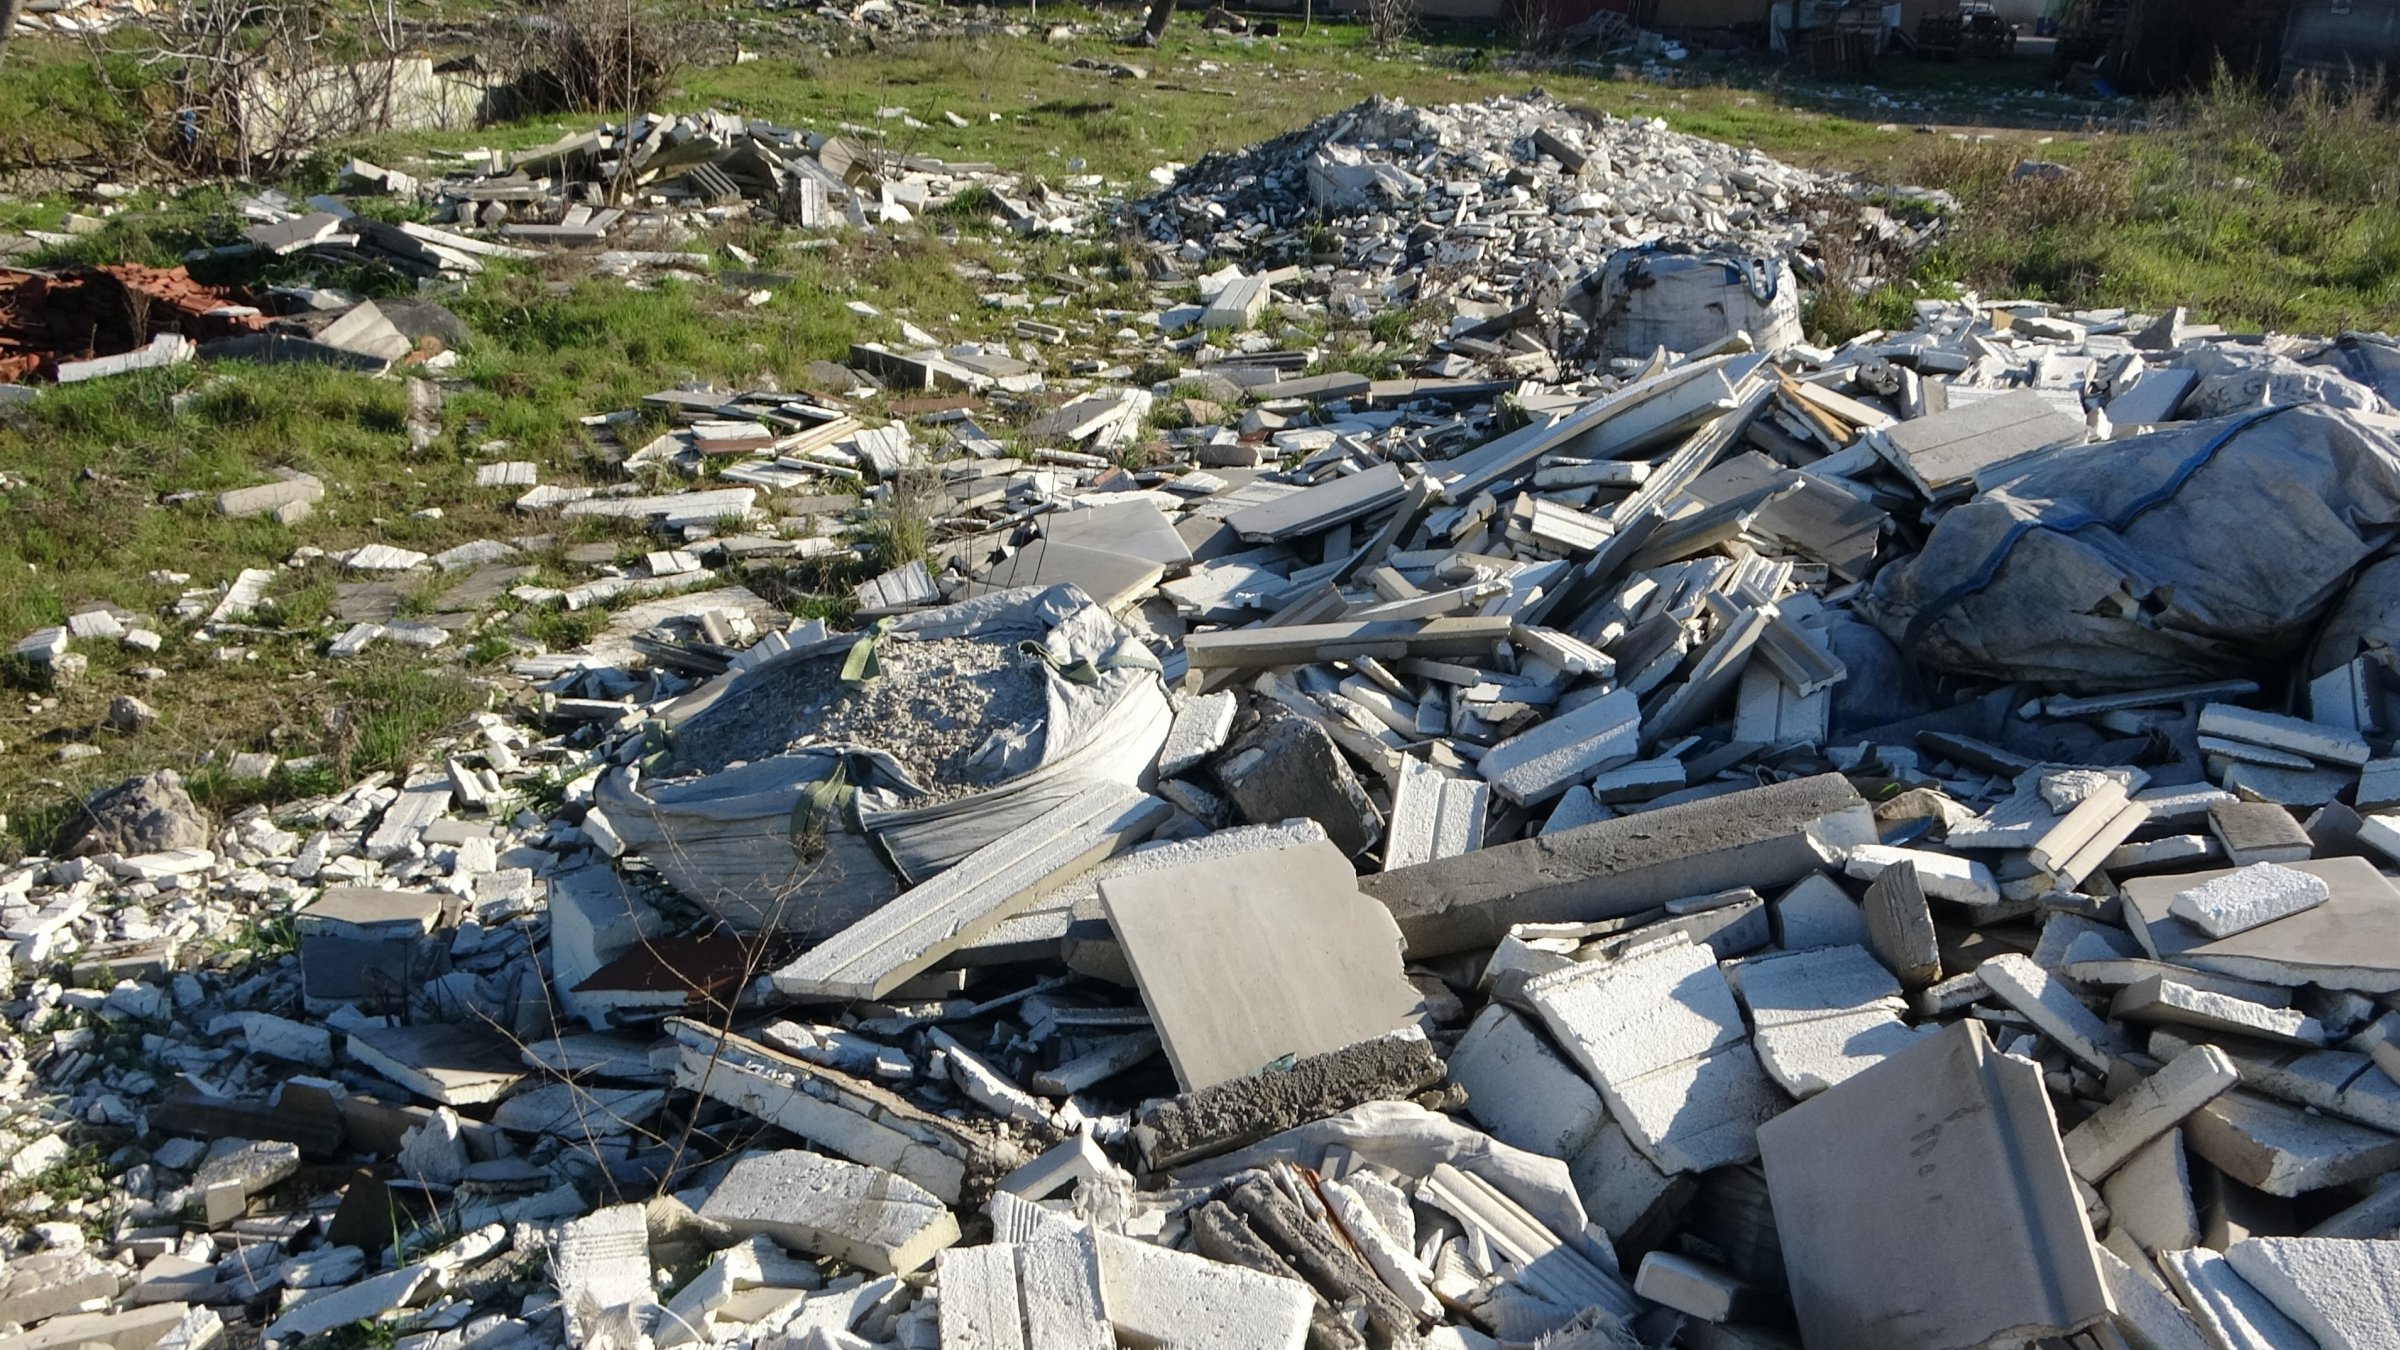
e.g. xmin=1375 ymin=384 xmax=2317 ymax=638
xmin=1132 ymin=93 xmax=1850 ymax=307
xmin=665 ymin=637 xmax=1047 ymax=800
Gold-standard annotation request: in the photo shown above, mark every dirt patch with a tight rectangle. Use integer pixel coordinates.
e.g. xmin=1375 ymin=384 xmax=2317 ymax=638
xmin=665 ymin=637 xmax=1048 ymax=802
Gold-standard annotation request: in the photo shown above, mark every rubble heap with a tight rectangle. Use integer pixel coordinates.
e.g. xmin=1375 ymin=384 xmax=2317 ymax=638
xmin=1133 ymin=94 xmax=1931 ymax=344
xmin=228 ymin=109 xmax=1097 ymax=292
xmin=19 ymin=99 xmax=2400 ymax=1350
xmin=0 ymin=265 xmax=268 ymax=384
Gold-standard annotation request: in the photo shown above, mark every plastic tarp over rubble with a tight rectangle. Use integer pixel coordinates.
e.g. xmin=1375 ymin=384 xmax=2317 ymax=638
xmin=1865 ymin=403 xmax=2400 ymax=689
xmin=593 ymin=584 xmax=1172 ymax=937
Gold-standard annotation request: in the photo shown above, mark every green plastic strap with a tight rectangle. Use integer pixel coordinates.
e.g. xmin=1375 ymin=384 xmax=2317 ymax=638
xmin=841 ymin=618 xmax=897 ymax=684
xmin=788 ymin=758 xmax=863 ymax=861
xmin=1016 ymin=636 xmax=1164 ymax=686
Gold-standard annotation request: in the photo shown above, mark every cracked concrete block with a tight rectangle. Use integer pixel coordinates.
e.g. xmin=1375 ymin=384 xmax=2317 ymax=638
xmin=2187 ymin=1091 xmax=2400 ymax=1198
xmin=1447 ymin=1005 xmax=1605 ymax=1159
xmin=1525 ymin=937 xmax=1782 ymax=1172
xmin=1769 ymin=873 xmax=1868 ymax=951
xmin=1213 ymin=709 xmax=1382 ymax=858
xmin=696 ymin=1150 xmax=958 ymax=1275
xmin=2160 ymin=1246 xmax=2319 ymax=1350
xmin=1728 ymin=944 xmax=1929 ymax=1098
xmin=1362 ymin=772 xmax=1870 ymax=959
xmin=1095 ymin=1231 xmax=1312 ymax=1350
xmin=2225 ymin=1237 xmax=2400 ymax=1350
xmin=2063 ymin=1044 xmax=2238 ymax=1183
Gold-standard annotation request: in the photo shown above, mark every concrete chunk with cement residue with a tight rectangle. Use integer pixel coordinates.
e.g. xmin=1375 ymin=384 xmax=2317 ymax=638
xmin=696 ymin=1149 xmax=958 ymax=1274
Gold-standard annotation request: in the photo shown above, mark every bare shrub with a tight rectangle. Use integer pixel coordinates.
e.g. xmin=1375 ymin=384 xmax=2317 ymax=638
xmin=493 ymin=0 xmax=695 ymax=118
xmin=99 ymin=0 xmax=412 ymax=177
xmin=1366 ymin=0 xmax=1419 ymax=49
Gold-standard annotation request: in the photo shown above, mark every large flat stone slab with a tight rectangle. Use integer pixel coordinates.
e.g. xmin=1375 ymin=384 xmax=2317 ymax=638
xmin=1757 ymin=1020 xmax=2110 ymax=1350
xmin=2122 ymin=856 xmax=2400 ymax=993
xmin=1100 ymin=839 xmax=1421 ymax=1092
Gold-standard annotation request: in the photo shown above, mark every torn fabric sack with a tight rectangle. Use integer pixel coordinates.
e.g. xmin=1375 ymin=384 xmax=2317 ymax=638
xmin=593 ymin=584 xmax=1172 ymax=937
xmin=1864 ymin=405 xmax=2400 ymax=689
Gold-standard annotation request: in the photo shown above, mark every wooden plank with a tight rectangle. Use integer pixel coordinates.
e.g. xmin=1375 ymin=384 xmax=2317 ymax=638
xmin=771 ymin=785 xmax=1170 ymax=1000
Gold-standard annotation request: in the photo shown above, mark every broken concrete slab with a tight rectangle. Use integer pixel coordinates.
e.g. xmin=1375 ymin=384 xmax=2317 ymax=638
xmin=2160 ymin=1246 xmax=2320 ymax=1350
xmin=1757 ymin=1021 xmax=2110 ymax=1350
xmin=664 ymin=1019 xmax=1007 ymax=1206
xmin=2105 ymin=1130 xmax=2202 ymax=1254
xmin=773 ymin=784 xmax=1169 ymax=1000
xmin=1446 ymin=1005 xmax=1606 ymax=1160
xmin=1094 ymin=1231 xmax=1313 ymax=1350
xmin=1474 ymin=686 xmax=1641 ymax=805
xmin=697 ymin=1149 xmax=959 ymax=1275
xmin=1872 ymin=388 xmax=2087 ymax=498
xmin=1130 ymin=1030 xmax=1445 ymax=1170
xmin=2123 ymin=856 xmax=2400 ymax=992
xmin=2062 ymin=1043 xmax=2239 ymax=1184
xmin=1157 ymin=690 xmax=1238 ymax=776
xmin=1212 ymin=709 xmax=1382 ymax=858
xmin=1978 ymin=952 xmax=2129 ymax=1072
xmin=1727 ymin=944 xmax=1929 ymax=1098
xmin=217 ymin=472 xmax=326 ymax=522
xmin=2224 ymin=1236 xmax=2400 ymax=1350
xmin=1359 ymin=772 xmax=1870 ymax=958
xmin=1101 ymin=839 xmax=1420 ymax=1092
xmin=2188 ymin=1090 xmax=2400 ymax=1197
xmin=1524 ymin=936 xmax=1783 ymax=1173
xmin=1382 ymin=760 xmax=1489 ymax=870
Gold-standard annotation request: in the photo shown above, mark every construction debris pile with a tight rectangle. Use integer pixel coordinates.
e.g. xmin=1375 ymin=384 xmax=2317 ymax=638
xmin=20 ymin=103 xmax=2400 ymax=1350
xmin=1133 ymin=94 xmax=1938 ymax=363
xmin=227 ymin=109 xmax=1095 ymax=292
xmin=0 ymin=265 xmax=267 ymax=385
xmin=4 ymin=0 xmax=163 ymax=38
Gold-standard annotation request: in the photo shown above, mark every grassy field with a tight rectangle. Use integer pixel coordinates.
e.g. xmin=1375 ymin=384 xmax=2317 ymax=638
xmin=2 ymin=7 xmax=2398 ymax=855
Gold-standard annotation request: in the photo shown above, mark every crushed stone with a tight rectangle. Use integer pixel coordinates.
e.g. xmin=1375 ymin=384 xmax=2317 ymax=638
xmin=664 ymin=636 xmax=1047 ymax=801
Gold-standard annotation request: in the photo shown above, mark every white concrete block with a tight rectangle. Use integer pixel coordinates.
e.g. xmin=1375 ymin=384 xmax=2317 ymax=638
xmin=1729 ymin=944 xmax=1928 ymax=1097
xmin=1634 ymin=1252 xmax=1742 ymax=1322
xmin=2160 ymin=1246 xmax=2319 ymax=1350
xmin=1094 ymin=1232 xmax=1312 ymax=1350
xmin=697 ymin=1150 xmax=959 ymax=1275
xmin=1978 ymin=953 xmax=2128 ymax=1072
xmin=1844 ymin=844 xmax=2001 ymax=908
xmin=1158 ymin=691 xmax=1238 ymax=777
xmin=2063 ymin=1043 xmax=2238 ymax=1183
xmin=2226 ymin=1237 xmax=2400 ymax=1350
xmin=2198 ymin=704 xmax=2372 ymax=767
xmin=936 ymin=1244 xmax=1026 ymax=1350
xmin=2169 ymin=862 xmax=2331 ymax=938
xmin=1524 ymin=937 xmax=1781 ymax=1173
xmin=1447 ymin=1005 xmax=1606 ymax=1159
xmin=1771 ymin=873 xmax=1869 ymax=950
xmin=1475 ymin=686 xmax=1641 ymax=805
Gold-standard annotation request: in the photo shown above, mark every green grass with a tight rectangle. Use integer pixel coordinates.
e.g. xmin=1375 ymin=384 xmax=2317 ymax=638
xmin=1906 ymin=71 xmax=2400 ymax=334
xmin=4 ymin=7 xmax=2400 ymax=852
